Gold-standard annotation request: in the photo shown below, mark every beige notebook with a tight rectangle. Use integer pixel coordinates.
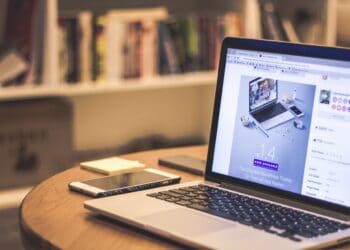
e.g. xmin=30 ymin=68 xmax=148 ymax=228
xmin=80 ymin=157 xmax=146 ymax=175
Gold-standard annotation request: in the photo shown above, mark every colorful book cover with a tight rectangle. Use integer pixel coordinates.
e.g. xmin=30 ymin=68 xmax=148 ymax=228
xmin=93 ymin=14 xmax=106 ymax=83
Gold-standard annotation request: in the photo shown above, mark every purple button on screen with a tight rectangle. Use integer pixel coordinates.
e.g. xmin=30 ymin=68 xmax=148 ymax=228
xmin=253 ymin=159 xmax=279 ymax=171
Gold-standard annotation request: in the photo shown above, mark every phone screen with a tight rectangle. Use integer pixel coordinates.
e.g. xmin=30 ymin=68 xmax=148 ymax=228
xmin=290 ymin=106 xmax=302 ymax=115
xmin=82 ymin=171 xmax=168 ymax=190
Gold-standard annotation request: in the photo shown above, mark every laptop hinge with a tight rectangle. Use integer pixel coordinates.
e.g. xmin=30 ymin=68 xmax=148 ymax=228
xmin=219 ymin=182 xmax=350 ymax=221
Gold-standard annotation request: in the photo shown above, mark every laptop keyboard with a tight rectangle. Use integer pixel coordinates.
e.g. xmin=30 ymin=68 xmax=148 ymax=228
xmin=259 ymin=109 xmax=295 ymax=130
xmin=253 ymin=102 xmax=287 ymax=123
xmin=147 ymin=184 xmax=350 ymax=242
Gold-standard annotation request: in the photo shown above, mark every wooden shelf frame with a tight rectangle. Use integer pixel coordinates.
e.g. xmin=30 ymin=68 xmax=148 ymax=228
xmin=0 ymin=71 xmax=217 ymax=101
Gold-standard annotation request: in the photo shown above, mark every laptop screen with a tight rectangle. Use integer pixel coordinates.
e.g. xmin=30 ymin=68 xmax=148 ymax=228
xmin=249 ymin=78 xmax=277 ymax=112
xmin=212 ymin=45 xmax=350 ymax=209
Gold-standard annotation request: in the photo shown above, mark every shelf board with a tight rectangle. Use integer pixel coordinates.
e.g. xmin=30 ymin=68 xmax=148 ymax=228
xmin=0 ymin=85 xmax=59 ymax=101
xmin=0 ymin=71 xmax=217 ymax=101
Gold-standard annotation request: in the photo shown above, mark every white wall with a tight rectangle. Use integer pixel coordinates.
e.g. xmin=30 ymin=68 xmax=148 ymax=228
xmin=71 ymin=85 xmax=216 ymax=150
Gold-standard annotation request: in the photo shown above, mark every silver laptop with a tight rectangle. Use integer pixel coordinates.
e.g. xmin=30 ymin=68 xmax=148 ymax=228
xmin=249 ymin=77 xmax=294 ymax=130
xmin=85 ymin=38 xmax=350 ymax=250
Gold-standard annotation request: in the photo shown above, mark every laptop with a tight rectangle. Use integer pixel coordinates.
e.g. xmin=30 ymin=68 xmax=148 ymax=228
xmin=85 ymin=38 xmax=350 ymax=250
xmin=249 ymin=77 xmax=294 ymax=130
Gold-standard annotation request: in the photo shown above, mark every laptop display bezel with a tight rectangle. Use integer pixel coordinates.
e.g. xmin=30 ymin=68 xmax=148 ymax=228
xmin=205 ymin=37 xmax=350 ymax=215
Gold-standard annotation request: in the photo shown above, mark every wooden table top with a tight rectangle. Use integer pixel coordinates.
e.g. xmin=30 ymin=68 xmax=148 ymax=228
xmin=20 ymin=145 xmax=350 ymax=250
xmin=20 ymin=145 xmax=207 ymax=250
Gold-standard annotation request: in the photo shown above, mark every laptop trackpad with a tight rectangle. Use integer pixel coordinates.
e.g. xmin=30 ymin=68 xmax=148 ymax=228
xmin=138 ymin=208 xmax=235 ymax=237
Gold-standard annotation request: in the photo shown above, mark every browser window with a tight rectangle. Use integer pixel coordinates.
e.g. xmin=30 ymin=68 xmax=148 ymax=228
xmin=212 ymin=48 xmax=350 ymax=207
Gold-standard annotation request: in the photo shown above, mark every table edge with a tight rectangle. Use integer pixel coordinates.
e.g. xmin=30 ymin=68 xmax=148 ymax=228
xmin=20 ymin=191 xmax=61 ymax=250
xmin=18 ymin=145 xmax=207 ymax=249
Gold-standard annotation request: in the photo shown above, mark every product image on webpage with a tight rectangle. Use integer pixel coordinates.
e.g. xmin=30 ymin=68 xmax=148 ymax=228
xmin=229 ymin=75 xmax=316 ymax=193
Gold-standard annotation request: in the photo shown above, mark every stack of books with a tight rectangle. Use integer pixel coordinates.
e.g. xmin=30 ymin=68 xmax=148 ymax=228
xmin=57 ymin=7 xmax=243 ymax=84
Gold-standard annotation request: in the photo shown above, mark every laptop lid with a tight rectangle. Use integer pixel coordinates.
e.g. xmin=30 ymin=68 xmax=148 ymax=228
xmin=206 ymin=38 xmax=350 ymax=215
xmin=249 ymin=77 xmax=278 ymax=113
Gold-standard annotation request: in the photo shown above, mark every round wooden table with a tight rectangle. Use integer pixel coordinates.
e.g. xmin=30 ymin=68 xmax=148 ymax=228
xmin=20 ymin=145 xmax=206 ymax=250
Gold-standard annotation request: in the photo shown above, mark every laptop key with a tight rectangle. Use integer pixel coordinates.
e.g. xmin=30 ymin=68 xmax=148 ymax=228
xmin=147 ymin=193 xmax=158 ymax=197
xmin=197 ymin=195 xmax=209 ymax=200
xmin=187 ymin=192 xmax=198 ymax=197
xmin=159 ymin=191 xmax=183 ymax=198
xmin=191 ymin=199 xmax=202 ymax=204
xmin=176 ymin=200 xmax=192 ymax=206
xmin=181 ymin=196 xmax=192 ymax=201
xmin=171 ymin=189 xmax=188 ymax=195
xmin=153 ymin=194 xmax=171 ymax=200
xmin=165 ymin=197 xmax=180 ymax=203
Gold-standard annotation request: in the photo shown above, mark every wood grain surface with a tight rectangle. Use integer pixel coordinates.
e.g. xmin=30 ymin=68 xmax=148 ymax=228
xmin=20 ymin=145 xmax=206 ymax=250
xmin=19 ymin=145 xmax=350 ymax=250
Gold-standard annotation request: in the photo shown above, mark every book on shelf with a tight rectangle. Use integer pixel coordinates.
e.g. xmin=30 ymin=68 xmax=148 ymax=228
xmin=58 ymin=11 xmax=94 ymax=84
xmin=78 ymin=12 xmax=93 ymax=83
xmin=104 ymin=7 xmax=167 ymax=81
xmin=56 ymin=7 xmax=243 ymax=86
xmin=58 ymin=14 xmax=80 ymax=83
xmin=0 ymin=51 xmax=29 ymax=85
xmin=158 ymin=19 xmax=180 ymax=74
xmin=282 ymin=19 xmax=300 ymax=43
xmin=92 ymin=14 xmax=106 ymax=83
xmin=140 ymin=19 xmax=158 ymax=79
xmin=258 ymin=0 xmax=288 ymax=41
xmin=0 ymin=0 xmax=45 ymax=87
xmin=257 ymin=0 xmax=323 ymax=44
xmin=105 ymin=13 xmax=126 ymax=82
xmin=293 ymin=8 xmax=323 ymax=44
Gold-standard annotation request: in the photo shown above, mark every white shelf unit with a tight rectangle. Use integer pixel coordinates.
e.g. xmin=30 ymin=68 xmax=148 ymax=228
xmin=1 ymin=0 xmax=339 ymax=94
xmin=0 ymin=71 xmax=217 ymax=101
xmin=0 ymin=0 xmax=339 ymax=152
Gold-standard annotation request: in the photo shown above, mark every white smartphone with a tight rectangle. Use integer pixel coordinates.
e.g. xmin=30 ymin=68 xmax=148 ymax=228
xmin=289 ymin=105 xmax=304 ymax=117
xmin=158 ymin=155 xmax=206 ymax=175
xmin=69 ymin=168 xmax=180 ymax=198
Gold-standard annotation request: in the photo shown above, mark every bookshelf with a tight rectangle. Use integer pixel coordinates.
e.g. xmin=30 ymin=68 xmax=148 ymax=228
xmin=1 ymin=0 xmax=339 ymax=94
xmin=0 ymin=0 xmax=341 ymax=152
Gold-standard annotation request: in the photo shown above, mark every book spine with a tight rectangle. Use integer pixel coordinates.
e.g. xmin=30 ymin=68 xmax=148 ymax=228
xmin=78 ymin=11 xmax=93 ymax=83
xmin=259 ymin=0 xmax=288 ymax=41
xmin=134 ymin=21 xmax=142 ymax=78
xmin=92 ymin=15 xmax=106 ymax=83
xmin=57 ymin=17 xmax=69 ymax=83
xmin=140 ymin=19 xmax=158 ymax=79
xmin=66 ymin=17 xmax=79 ymax=83
xmin=160 ymin=19 xmax=183 ymax=74
xmin=106 ymin=15 xmax=126 ymax=83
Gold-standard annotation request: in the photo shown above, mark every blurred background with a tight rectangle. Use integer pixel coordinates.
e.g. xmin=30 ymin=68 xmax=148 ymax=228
xmin=1 ymin=0 xmax=350 ymax=249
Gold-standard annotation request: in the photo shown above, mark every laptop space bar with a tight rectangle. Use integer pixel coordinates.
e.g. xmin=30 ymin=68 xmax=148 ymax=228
xmin=147 ymin=185 xmax=350 ymax=242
